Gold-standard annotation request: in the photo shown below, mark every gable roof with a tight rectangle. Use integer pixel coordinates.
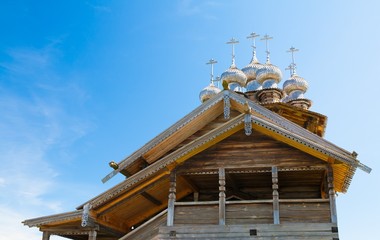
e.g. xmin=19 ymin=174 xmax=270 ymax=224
xmin=102 ymin=90 xmax=370 ymax=182
xmin=79 ymin=90 xmax=371 ymax=209
xmin=24 ymin=90 xmax=371 ymax=233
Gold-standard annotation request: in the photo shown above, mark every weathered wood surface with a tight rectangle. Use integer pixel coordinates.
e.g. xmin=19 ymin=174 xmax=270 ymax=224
xmin=174 ymin=205 xmax=218 ymax=225
xmin=280 ymin=202 xmax=330 ymax=223
xmin=225 ymin=202 xmax=272 ymax=224
xmin=159 ymin=223 xmax=338 ymax=239
xmin=178 ymin=130 xmax=326 ymax=171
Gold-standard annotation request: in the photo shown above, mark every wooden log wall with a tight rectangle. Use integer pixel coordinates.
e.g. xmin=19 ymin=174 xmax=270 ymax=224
xmin=178 ymin=130 xmax=326 ymax=172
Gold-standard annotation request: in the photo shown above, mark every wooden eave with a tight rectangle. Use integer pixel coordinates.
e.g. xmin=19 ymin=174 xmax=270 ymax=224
xmin=23 ymin=210 xmax=83 ymax=228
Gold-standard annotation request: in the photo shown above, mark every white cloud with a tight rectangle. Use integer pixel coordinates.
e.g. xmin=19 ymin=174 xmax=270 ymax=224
xmin=0 ymin=44 xmax=92 ymax=240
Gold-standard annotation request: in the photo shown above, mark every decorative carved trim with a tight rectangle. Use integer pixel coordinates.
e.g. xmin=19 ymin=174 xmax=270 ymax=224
xmin=81 ymin=203 xmax=91 ymax=227
xmin=223 ymin=91 xmax=230 ymax=119
xmin=244 ymin=113 xmax=252 ymax=136
xmin=23 ymin=210 xmax=82 ymax=227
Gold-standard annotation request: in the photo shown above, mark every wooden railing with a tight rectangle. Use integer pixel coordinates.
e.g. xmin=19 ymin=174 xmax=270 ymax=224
xmin=173 ymin=199 xmax=330 ymax=225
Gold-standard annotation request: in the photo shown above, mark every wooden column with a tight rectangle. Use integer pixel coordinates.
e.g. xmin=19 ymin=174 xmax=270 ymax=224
xmin=327 ymin=165 xmax=338 ymax=223
xmin=219 ymin=167 xmax=226 ymax=225
xmin=272 ymin=166 xmax=280 ymax=224
xmin=42 ymin=232 xmax=50 ymax=240
xmin=88 ymin=230 xmax=97 ymax=240
xmin=167 ymin=170 xmax=176 ymax=226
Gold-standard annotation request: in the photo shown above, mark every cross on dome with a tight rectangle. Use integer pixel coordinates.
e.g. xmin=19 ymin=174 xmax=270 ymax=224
xmin=287 ymin=46 xmax=299 ymax=75
xmin=206 ymin=59 xmax=218 ymax=85
xmin=260 ymin=34 xmax=273 ymax=64
xmin=226 ymin=38 xmax=239 ymax=66
xmin=247 ymin=32 xmax=260 ymax=62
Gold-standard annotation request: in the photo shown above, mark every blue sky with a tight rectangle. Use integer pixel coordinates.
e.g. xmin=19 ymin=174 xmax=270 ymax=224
xmin=0 ymin=1 xmax=379 ymax=239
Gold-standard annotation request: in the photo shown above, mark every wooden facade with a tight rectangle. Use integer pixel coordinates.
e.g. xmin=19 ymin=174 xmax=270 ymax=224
xmin=23 ymin=90 xmax=371 ymax=240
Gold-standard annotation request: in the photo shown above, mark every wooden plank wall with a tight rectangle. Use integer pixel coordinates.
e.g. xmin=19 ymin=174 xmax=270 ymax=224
xmin=174 ymin=205 xmax=218 ymax=225
xmin=280 ymin=201 xmax=330 ymax=223
xmin=226 ymin=203 xmax=273 ymax=224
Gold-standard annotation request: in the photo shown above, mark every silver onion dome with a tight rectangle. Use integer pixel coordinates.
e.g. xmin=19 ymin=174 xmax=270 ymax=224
xmin=220 ymin=64 xmax=247 ymax=90
xmin=242 ymin=58 xmax=263 ymax=82
xmin=256 ymin=63 xmax=282 ymax=89
xmin=199 ymin=83 xmax=221 ymax=103
xmin=282 ymin=74 xmax=308 ymax=101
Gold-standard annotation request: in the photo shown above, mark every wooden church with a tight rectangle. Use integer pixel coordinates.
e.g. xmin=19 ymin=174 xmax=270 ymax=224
xmin=23 ymin=34 xmax=371 ymax=240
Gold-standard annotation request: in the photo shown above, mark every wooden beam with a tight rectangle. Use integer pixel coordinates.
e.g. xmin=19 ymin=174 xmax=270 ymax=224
xmin=327 ymin=165 xmax=338 ymax=224
xmin=272 ymin=166 xmax=280 ymax=224
xmin=141 ymin=192 xmax=162 ymax=206
xmin=42 ymin=232 xmax=50 ymax=240
xmin=219 ymin=168 xmax=226 ymax=225
xmin=88 ymin=230 xmax=97 ymax=240
xmin=167 ymin=171 xmax=176 ymax=226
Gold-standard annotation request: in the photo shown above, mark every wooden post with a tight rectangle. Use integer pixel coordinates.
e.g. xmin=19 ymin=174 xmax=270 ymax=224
xmin=272 ymin=166 xmax=280 ymax=224
xmin=42 ymin=232 xmax=50 ymax=240
xmin=167 ymin=170 xmax=176 ymax=226
xmin=219 ymin=167 xmax=226 ymax=225
xmin=327 ymin=165 xmax=338 ymax=224
xmin=88 ymin=230 xmax=97 ymax=240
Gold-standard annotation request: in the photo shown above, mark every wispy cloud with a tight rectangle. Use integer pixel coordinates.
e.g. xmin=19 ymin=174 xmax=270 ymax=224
xmin=86 ymin=2 xmax=111 ymax=13
xmin=177 ymin=0 xmax=221 ymax=19
xmin=0 ymin=43 xmax=93 ymax=240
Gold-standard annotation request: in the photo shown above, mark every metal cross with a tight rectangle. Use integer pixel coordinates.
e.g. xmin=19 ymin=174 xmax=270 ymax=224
xmin=285 ymin=64 xmax=294 ymax=76
xmin=247 ymin=32 xmax=260 ymax=62
xmin=206 ymin=59 xmax=218 ymax=84
xmin=247 ymin=32 xmax=260 ymax=50
xmin=260 ymin=34 xmax=273 ymax=63
xmin=287 ymin=46 xmax=299 ymax=75
xmin=226 ymin=38 xmax=239 ymax=66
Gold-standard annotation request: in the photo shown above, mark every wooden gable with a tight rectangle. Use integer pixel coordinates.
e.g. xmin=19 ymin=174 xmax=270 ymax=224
xmin=23 ymin=90 xmax=371 ymax=240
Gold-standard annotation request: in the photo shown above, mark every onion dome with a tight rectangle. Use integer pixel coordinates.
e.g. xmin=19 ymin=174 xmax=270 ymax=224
xmin=242 ymin=56 xmax=263 ymax=92
xmin=256 ymin=63 xmax=282 ymax=88
xmin=283 ymin=74 xmax=308 ymax=101
xmin=220 ymin=38 xmax=247 ymax=91
xmin=242 ymin=57 xmax=262 ymax=82
xmin=220 ymin=64 xmax=247 ymax=90
xmin=256 ymin=34 xmax=282 ymax=89
xmin=199 ymin=82 xmax=221 ymax=102
xmin=200 ymin=59 xmax=221 ymax=103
